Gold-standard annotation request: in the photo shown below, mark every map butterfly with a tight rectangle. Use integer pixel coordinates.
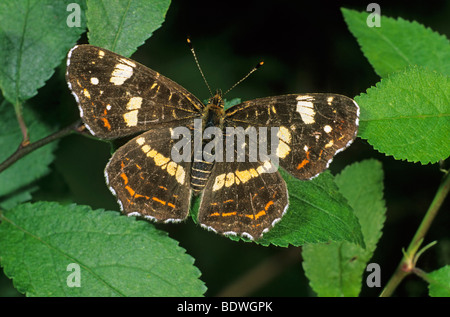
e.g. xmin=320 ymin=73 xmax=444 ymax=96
xmin=66 ymin=44 xmax=359 ymax=240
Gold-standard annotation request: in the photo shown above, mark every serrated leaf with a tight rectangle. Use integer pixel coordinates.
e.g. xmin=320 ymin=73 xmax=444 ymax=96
xmin=256 ymin=170 xmax=364 ymax=248
xmin=302 ymin=159 xmax=386 ymax=297
xmin=0 ymin=0 xmax=86 ymax=103
xmin=0 ymin=101 xmax=57 ymax=209
xmin=427 ymin=265 xmax=450 ymax=297
xmin=341 ymin=8 xmax=450 ymax=77
xmin=0 ymin=202 xmax=206 ymax=297
xmin=86 ymin=0 xmax=171 ymax=57
xmin=356 ymin=66 xmax=450 ymax=164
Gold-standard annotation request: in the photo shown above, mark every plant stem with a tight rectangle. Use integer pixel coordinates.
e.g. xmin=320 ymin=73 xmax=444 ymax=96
xmin=380 ymin=171 xmax=450 ymax=297
xmin=0 ymin=120 xmax=83 ymax=174
xmin=216 ymin=247 xmax=301 ymax=296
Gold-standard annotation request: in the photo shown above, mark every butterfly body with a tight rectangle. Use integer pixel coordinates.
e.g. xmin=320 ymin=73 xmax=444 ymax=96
xmin=190 ymin=91 xmax=225 ymax=193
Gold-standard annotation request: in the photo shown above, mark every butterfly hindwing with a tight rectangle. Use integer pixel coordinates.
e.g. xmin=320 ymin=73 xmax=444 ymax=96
xmin=197 ymin=158 xmax=288 ymax=240
xmin=225 ymin=94 xmax=359 ymax=180
xmin=66 ymin=45 xmax=204 ymax=139
xmin=105 ymin=127 xmax=192 ymax=222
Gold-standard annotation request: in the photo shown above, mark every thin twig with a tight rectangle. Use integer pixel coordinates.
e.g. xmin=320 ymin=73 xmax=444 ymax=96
xmin=0 ymin=120 xmax=83 ymax=174
xmin=215 ymin=247 xmax=301 ymax=296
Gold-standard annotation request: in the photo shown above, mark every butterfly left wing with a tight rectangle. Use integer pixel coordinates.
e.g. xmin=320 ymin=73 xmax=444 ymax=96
xmin=66 ymin=44 xmax=204 ymax=139
xmin=225 ymin=94 xmax=359 ymax=180
xmin=197 ymin=159 xmax=288 ymax=240
xmin=105 ymin=127 xmax=192 ymax=222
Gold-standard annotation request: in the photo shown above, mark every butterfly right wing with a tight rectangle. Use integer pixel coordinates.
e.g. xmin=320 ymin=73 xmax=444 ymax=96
xmin=196 ymin=132 xmax=288 ymax=240
xmin=197 ymin=159 xmax=288 ymax=240
xmin=225 ymin=94 xmax=359 ymax=180
xmin=66 ymin=44 xmax=204 ymax=139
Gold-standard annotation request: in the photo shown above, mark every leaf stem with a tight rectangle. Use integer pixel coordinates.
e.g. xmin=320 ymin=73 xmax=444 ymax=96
xmin=380 ymin=170 xmax=450 ymax=297
xmin=0 ymin=120 xmax=83 ymax=174
xmin=411 ymin=267 xmax=431 ymax=283
xmin=14 ymin=101 xmax=29 ymax=145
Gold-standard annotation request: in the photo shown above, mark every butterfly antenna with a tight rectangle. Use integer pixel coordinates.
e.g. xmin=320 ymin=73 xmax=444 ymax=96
xmin=223 ymin=61 xmax=264 ymax=97
xmin=187 ymin=37 xmax=213 ymax=97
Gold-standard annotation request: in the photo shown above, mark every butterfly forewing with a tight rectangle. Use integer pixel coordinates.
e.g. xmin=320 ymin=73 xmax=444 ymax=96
xmin=66 ymin=45 xmax=204 ymax=139
xmin=225 ymin=94 xmax=359 ymax=180
xmin=105 ymin=127 xmax=192 ymax=222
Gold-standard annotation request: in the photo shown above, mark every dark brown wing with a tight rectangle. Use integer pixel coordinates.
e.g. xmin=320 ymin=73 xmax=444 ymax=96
xmin=225 ymin=94 xmax=359 ymax=180
xmin=105 ymin=127 xmax=192 ymax=222
xmin=66 ymin=44 xmax=204 ymax=139
xmin=198 ymin=158 xmax=288 ymax=240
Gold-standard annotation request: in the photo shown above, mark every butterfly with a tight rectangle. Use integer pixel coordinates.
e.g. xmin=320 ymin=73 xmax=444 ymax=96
xmin=66 ymin=44 xmax=359 ymax=240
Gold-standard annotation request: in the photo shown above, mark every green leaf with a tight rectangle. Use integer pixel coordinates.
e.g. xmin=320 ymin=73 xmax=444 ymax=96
xmin=302 ymin=159 xmax=386 ymax=297
xmin=0 ymin=202 xmax=206 ymax=297
xmin=256 ymin=170 xmax=365 ymax=248
xmin=341 ymin=8 xmax=450 ymax=77
xmin=0 ymin=101 xmax=57 ymax=209
xmin=334 ymin=160 xmax=385 ymax=255
xmin=86 ymin=0 xmax=171 ymax=57
xmin=224 ymin=98 xmax=242 ymax=110
xmin=0 ymin=0 xmax=86 ymax=103
xmin=356 ymin=66 xmax=450 ymax=164
xmin=427 ymin=265 xmax=450 ymax=297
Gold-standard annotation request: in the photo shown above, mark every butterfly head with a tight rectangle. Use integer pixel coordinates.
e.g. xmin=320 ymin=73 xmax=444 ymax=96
xmin=209 ymin=89 xmax=224 ymax=110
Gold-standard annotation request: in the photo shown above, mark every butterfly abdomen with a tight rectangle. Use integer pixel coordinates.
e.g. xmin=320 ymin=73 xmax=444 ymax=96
xmin=190 ymin=93 xmax=224 ymax=193
xmin=191 ymin=160 xmax=214 ymax=193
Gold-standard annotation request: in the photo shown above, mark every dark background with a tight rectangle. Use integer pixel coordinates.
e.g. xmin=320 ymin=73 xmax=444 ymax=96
xmin=1 ymin=0 xmax=449 ymax=297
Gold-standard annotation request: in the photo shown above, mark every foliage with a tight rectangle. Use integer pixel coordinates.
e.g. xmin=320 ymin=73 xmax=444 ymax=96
xmin=0 ymin=202 xmax=205 ymax=296
xmin=0 ymin=2 xmax=448 ymax=297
